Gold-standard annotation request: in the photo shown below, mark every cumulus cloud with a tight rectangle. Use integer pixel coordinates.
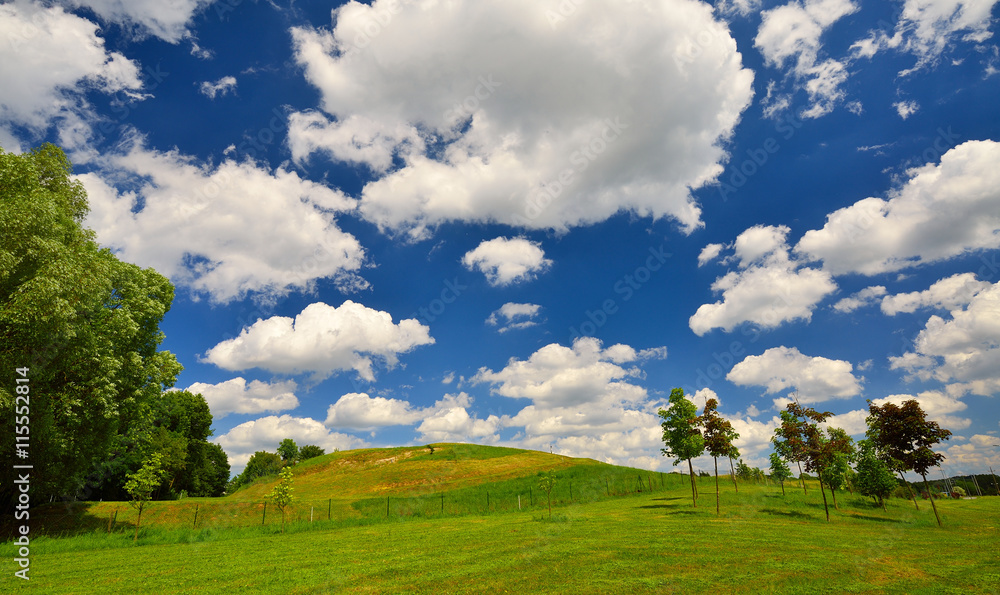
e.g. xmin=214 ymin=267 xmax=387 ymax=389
xmin=462 ymin=237 xmax=551 ymax=286
xmin=833 ymin=285 xmax=887 ymax=313
xmin=79 ymin=137 xmax=367 ymax=303
xmin=871 ymin=391 xmax=971 ymax=430
xmin=690 ymin=225 xmax=837 ymax=335
xmin=202 ymin=301 xmax=435 ymax=382
xmin=324 ymin=392 xmax=424 ymax=430
xmin=63 ymin=0 xmax=211 ymax=43
xmin=288 ymin=0 xmax=753 ymax=238
xmin=0 ymin=2 xmax=143 ymax=150
xmin=754 ymin=0 xmax=859 ymax=118
xmin=727 ymin=346 xmax=863 ymax=406
xmin=185 ymin=377 xmax=299 ymax=419
xmin=214 ymin=414 xmax=367 ymax=472
xmin=881 ymin=273 xmax=991 ymax=315
xmin=199 ymin=76 xmax=237 ymax=99
xmin=796 ymin=140 xmax=1000 ymax=275
xmin=697 ymin=243 xmax=725 ymax=267
xmin=415 ymin=393 xmax=503 ymax=443
xmin=889 ymin=281 xmax=1000 ymax=397
xmin=486 ymin=302 xmax=542 ymax=333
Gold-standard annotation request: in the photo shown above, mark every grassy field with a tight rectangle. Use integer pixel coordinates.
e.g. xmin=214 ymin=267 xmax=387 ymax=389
xmin=3 ymin=445 xmax=999 ymax=593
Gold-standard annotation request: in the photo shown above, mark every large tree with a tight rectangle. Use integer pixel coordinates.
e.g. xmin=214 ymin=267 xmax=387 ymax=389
xmin=699 ymin=398 xmax=739 ymax=515
xmin=1 ymin=144 xmax=182 ymax=508
xmin=867 ymin=399 xmax=952 ymax=526
xmin=659 ymin=388 xmax=705 ymax=508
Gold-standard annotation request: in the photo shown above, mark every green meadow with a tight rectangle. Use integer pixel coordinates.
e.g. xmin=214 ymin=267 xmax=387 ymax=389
xmin=3 ymin=444 xmax=998 ymax=594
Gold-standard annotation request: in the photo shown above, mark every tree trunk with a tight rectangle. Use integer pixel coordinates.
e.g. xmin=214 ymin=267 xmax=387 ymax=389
xmin=830 ymin=485 xmax=838 ymax=510
xmin=714 ymin=457 xmax=720 ymax=516
xmin=797 ymin=461 xmax=807 ymax=495
xmin=780 ymin=480 xmax=785 ymax=497
xmin=728 ymin=457 xmax=738 ymax=493
xmin=133 ymin=502 xmax=143 ymax=542
xmin=922 ymin=473 xmax=942 ymax=527
xmin=687 ymin=458 xmax=697 ymax=508
xmin=818 ymin=475 xmax=830 ymax=521
xmin=899 ymin=471 xmax=919 ymax=510
xmin=879 ymin=496 xmax=886 ymax=512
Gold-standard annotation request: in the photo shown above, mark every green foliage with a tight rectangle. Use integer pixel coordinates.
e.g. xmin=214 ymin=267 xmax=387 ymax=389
xmin=768 ymin=453 xmax=792 ymax=488
xmin=0 ymin=144 xmax=182 ymax=508
xmin=266 ymin=466 xmax=296 ymax=533
xmin=537 ymin=471 xmax=557 ymax=519
xmin=658 ymin=388 xmax=704 ymax=464
xmin=297 ymin=445 xmax=325 ymax=461
xmin=278 ymin=438 xmax=299 ymax=464
xmin=855 ymin=440 xmax=898 ymax=507
xmin=228 ymin=451 xmax=283 ymax=493
xmin=700 ymin=398 xmax=739 ymax=459
xmin=124 ymin=454 xmax=167 ymax=541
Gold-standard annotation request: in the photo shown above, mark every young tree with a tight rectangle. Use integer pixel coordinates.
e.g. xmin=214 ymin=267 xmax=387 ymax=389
xmin=820 ymin=428 xmax=855 ymax=511
xmin=124 ymin=454 xmax=166 ymax=542
xmin=277 ymin=439 xmax=299 ymax=464
xmin=659 ymin=388 xmax=705 ymax=508
xmin=537 ymin=471 xmax=557 ymax=519
xmin=297 ymin=445 xmax=325 ymax=461
xmin=854 ymin=440 xmax=896 ymax=511
xmin=772 ymin=409 xmax=808 ymax=495
xmin=777 ymin=403 xmax=837 ymax=521
xmin=769 ymin=452 xmax=792 ymax=496
xmin=867 ymin=400 xmax=952 ymax=526
xmin=699 ymin=398 xmax=740 ymax=515
xmin=266 ymin=466 xmax=296 ymax=533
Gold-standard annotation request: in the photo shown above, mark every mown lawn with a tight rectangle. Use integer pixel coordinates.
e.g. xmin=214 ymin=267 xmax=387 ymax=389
xmin=4 ymin=483 xmax=998 ymax=594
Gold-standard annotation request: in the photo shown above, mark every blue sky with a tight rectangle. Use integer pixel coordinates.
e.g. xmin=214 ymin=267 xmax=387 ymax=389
xmin=2 ymin=0 xmax=999 ymax=478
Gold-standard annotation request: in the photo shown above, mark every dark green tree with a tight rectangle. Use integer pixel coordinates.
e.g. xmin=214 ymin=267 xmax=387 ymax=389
xmin=854 ymin=440 xmax=896 ymax=511
xmin=277 ymin=438 xmax=299 ymax=464
xmin=819 ymin=428 xmax=855 ymax=511
xmin=699 ymin=398 xmax=740 ymax=515
xmin=659 ymin=388 xmax=705 ymax=508
xmin=297 ymin=445 xmax=325 ymax=461
xmin=769 ymin=452 xmax=792 ymax=496
xmin=229 ymin=450 xmax=283 ymax=492
xmin=1 ymin=144 xmax=182 ymax=508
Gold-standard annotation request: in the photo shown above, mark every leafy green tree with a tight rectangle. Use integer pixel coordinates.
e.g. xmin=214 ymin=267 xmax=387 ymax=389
xmin=124 ymin=454 xmax=166 ymax=542
xmin=190 ymin=442 xmax=230 ymax=497
xmin=819 ymin=428 xmax=855 ymax=510
xmin=659 ymin=388 xmax=705 ymax=508
xmin=699 ymin=398 xmax=740 ymax=515
xmin=266 ymin=466 xmax=296 ymax=533
xmin=1 ymin=144 xmax=182 ymax=508
xmin=297 ymin=445 xmax=325 ymax=461
xmin=277 ymin=438 xmax=299 ymax=464
xmin=855 ymin=440 xmax=897 ymax=511
xmin=776 ymin=403 xmax=838 ymax=521
xmin=537 ymin=471 xmax=557 ymax=519
xmin=772 ymin=408 xmax=810 ymax=495
xmin=229 ymin=451 xmax=283 ymax=492
xmin=769 ymin=452 xmax=792 ymax=496
xmin=867 ymin=399 xmax=952 ymax=526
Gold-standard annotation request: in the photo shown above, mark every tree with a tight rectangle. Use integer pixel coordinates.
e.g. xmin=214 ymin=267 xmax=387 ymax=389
xmin=772 ymin=408 xmax=809 ymax=495
xmin=124 ymin=454 xmax=166 ymax=542
xmin=867 ymin=400 xmax=952 ymax=526
xmin=769 ymin=452 xmax=792 ymax=496
xmin=699 ymin=398 xmax=740 ymax=515
xmin=776 ymin=403 xmax=837 ymax=521
xmin=820 ymin=428 xmax=855 ymax=511
xmin=229 ymin=451 xmax=282 ymax=492
xmin=855 ymin=440 xmax=897 ymax=511
xmin=297 ymin=445 xmax=325 ymax=461
xmin=1 ymin=144 xmax=182 ymax=509
xmin=277 ymin=439 xmax=299 ymax=464
xmin=659 ymin=388 xmax=705 ymax=508
xmin=266 ymin=466 xmax=296 ymax=533
xmin=538 ymin=471 xmax=557 ymax=519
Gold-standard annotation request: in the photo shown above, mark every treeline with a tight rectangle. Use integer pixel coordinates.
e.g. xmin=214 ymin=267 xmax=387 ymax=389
xmin=1 ymin=144 xmax=228 ymax=508
xmin=227 ymin=439 xmax=327 ymax=493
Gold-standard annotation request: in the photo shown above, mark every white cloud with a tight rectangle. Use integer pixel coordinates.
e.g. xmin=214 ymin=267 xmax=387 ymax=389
xmin=881 ymin=273 xmax=991 ymax=315
xmin=213 ymin=414 xmax=367 ymax=473
xmin=796 ymin=140 xmax=1000 ymax=275
xmin=486 ymin=302 xmax=542 ymax=333
xmin=415 ymin=393 xmax=502 ymax=444
xmin=185 ymin=377 xmax=299 ymax=419
xmin=199 ymin=76 xmax=237 ymax=99
xmin=871 ymin=391 xmax=971 ymax=430
xmin=690 ymin=225 xmax=837 ymax=335
xmin=850 ymin=0 xmax=1000 ymax=73
xmin=289 ymin=0 xmax=753 ymax=238
xmin=324 ymin=392 xmax=424 ymax=430
xmin=697 ymin=243 xmax=725 ymax=266
xmin=79 ymin=138 xmax=367 ymax=303
xmin=821 ymin=409 xmax=869 ymax=435
xmin=462 ymin=237 xmax=551 ymax=286
xmin=754 ymin=0 xmax=859 ymax=118
xmin=62 ymin=0 xmax=211 ymax=43
xmin=716 ymin=0 xmax=763 ymax=17
xmin=894 ymin=100 xmax=920 ymax=119
xmin=889 ymin=281 xmax=1000 ymax=397
xmin=0 ymin=2 xmax=143 ymax=150
xmin=727 ymin=346 xmax=863 ymax=405
xmin=202 ymin=301 xmax=435 ymax=382
xmin=833 ymin=285 xmax=887 ymax=313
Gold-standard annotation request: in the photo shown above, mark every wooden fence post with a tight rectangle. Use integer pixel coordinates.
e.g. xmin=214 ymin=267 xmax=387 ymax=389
xmin=328 ymin=498 xmax=332 ymax=520
xmin=193 ymin=504 xmax=199 ymax=529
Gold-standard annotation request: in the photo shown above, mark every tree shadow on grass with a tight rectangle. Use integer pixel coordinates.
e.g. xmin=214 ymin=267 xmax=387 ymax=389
xmin=648 ymin=497 xmax=685 ymax=502
xmin=761 ymin=508 xmax=813 ymax=519
xmin=848 ymin=514 xmax=905 ymax=524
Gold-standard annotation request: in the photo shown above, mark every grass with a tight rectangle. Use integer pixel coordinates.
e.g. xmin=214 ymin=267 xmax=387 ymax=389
xmin=3 ymin=444 xmax=999 ymax=593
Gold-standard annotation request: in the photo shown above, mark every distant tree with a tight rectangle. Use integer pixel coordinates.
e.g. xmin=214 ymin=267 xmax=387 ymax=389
xmin=699 ymin=398 xmax=740 ymax=515
xmin=297 ymin=445 xmax=325 ymax=461
xmin=538 ymin=471 xmax=557 ymax=519
xmin=229 ymin=451 xmax=283 ymax=492
xmin=952 ymin=486 xmax=966 ymax=497
xmin=277 ymin=439 xmax=299 ymax=464
xmin=769 ymin=452 xmax=792 ymax=496
xmin=266 ymin=466 xmax=295 ymax=533
xmin=124 ymin=454 xmax=166 ymax=542
xmin=855 ymin=440 xmax=897 ymax=511
xmin=866 ymin=400 xmax=952 ymax=526
xmin=659 ymin=388 xmax=705 ymax=508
